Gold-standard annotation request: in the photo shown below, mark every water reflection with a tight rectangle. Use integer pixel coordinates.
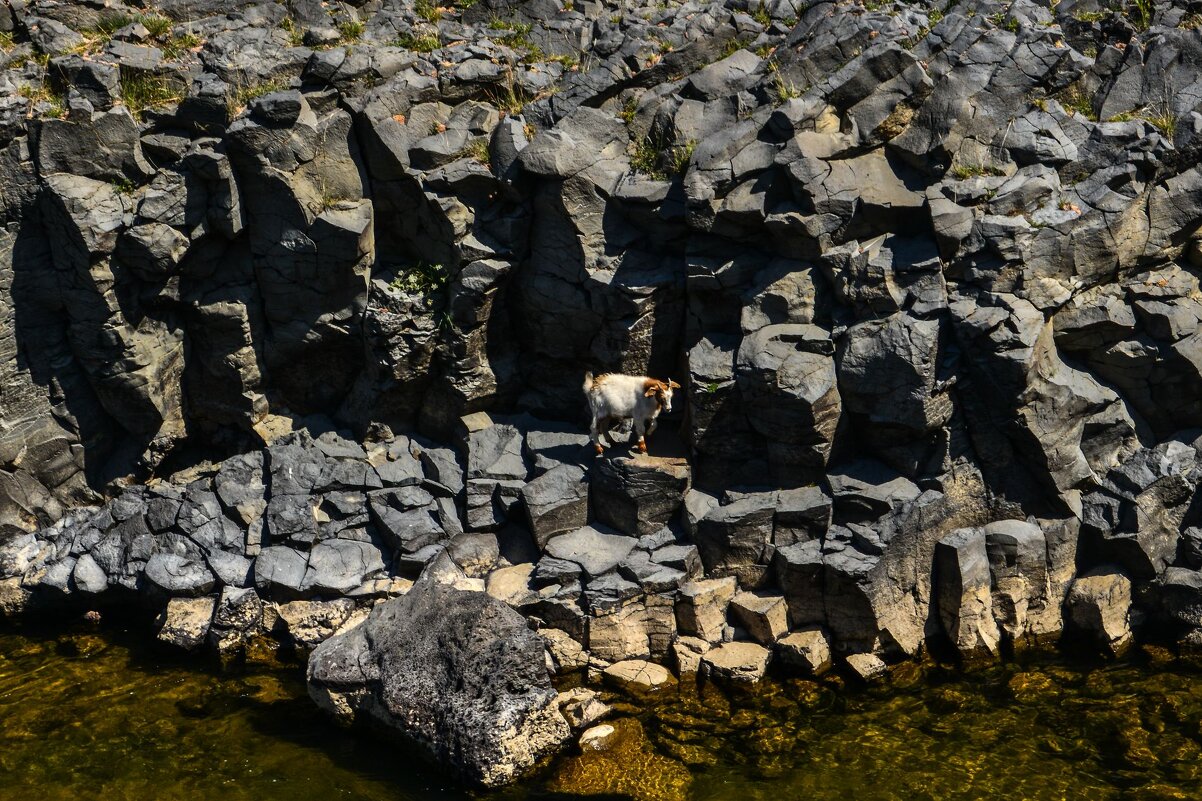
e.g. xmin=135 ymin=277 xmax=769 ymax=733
xmin=3 ymin=621 xmax=1202 ymax=801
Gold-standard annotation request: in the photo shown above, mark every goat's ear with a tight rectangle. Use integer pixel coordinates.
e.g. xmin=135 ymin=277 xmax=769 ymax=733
xmin=644 ymin=386 xmax=659 ymax=397
xmin=668 ymin=379 xmax=681 ymax=389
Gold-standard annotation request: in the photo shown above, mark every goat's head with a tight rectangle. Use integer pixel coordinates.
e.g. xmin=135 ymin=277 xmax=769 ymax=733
xmin=644 ymin=378 xmax=682 ymax=412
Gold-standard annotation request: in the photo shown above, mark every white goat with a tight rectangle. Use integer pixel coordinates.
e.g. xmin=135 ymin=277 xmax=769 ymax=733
xmin=583 ymin=372 xmax=680 ymax=454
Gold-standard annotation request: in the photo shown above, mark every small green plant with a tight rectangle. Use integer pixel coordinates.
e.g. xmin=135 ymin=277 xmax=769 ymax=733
xmin=630 ymin=135 xmax=664 ymax=179
xmin=460 ymin=138 xmax=491 ymax=165
xmin=316 ymin=182 xmax=351 ymax=212
xmin=1073 ymin=9 xmax=1108 ymax=22
xmin=1139 ymin=104 xmax=1176 ymax=135
xmin=928 ymin=7 xmax=944 ymax=25
xmin=119 ymin=71 xmax=181 ymax=119
xmin=1083 ymin=44 xmax=1098 ymax=58
xmin=395 ymin=31 xmax=441 ymax=52
xmin=1031 ymin=97 xmax=1047 ymax=111
xmin=95 ymin=11 xmax=136 ymax=36
xmin=751 ymin=4 xmax=771 ymax=25
xmin=415 ymin=0 xmax=442 ymax=23
xmin=1005 ymin=16 xmax=1020 ymax=32
xmin=720 ymin=37 xmax=749 ymax=58
xmin=336 ymin=18 xmax=365 ymax=43
xmin=491 ymin=21 xmax=541 ymax=59
xmin=755 ymin=43 xmax=776 ymax=58
xmin=1106 ymin=110 xmax=1135 ymax=122
xmin=139 ymin=14 xmax=173 ymax=38
xmin=18 ymin=81 xmax=65 ymax=118
xmin=949 ymin=162 xmax=1005 ymax=179
xmin=488 ymin=70 xmax=532 ymax=115
xmin=390 ymin=262 xmax=448 ymax=301
xmin=862 ymin=0 xmax=888 ymax=9
xmin=1055 ymin=82 xmax=1097 ymax=120
xmin=610 ymin=13 xmax=622 ymax=23
xmin=226 ymin=77 xmax=287 ymax=116
xmin=618 ymin=95 xmax=638 ymax=125
xmin=547 ymin=52 xmax=580 ymax=69
xmin=0 ymin=31 xmax=12 ymax=51
xmin=111 ymin=177 xmax=136 ymax=195
xmin=703 ymin=381 xmax=720 ymax=394
xmin=1130 ymin=0 xmax=1153 ymax=30
xmin=562 ymin=0 xmax=575 ymax=11
xmin=161 ymin=32 xmax=202 ymax=60
xmin=669 ymin=138 xmax=696 ymax=174
xmin=281 ymin=17 xmax=305 ymax=47
xmin=771 ymin=72 xmax=801 ymax=103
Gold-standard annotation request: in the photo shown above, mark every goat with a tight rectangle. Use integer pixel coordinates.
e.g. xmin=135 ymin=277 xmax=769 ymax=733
xmin=583 ymin=372 xmax=680 ymax=455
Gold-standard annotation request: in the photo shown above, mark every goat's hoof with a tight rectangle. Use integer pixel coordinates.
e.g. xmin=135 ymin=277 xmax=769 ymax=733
xmin=594 ymin=443 xmax=605 ymax=455
xmin=637 ymin=443 xmax=648 ymax=454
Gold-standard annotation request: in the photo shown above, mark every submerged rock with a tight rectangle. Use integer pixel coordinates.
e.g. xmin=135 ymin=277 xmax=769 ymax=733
xmin=307 ymin=578 xmax=571 ymax=787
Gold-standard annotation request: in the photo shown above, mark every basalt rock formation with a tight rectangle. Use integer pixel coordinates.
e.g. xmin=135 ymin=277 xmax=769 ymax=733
xmin=4 ymin=0 xmax=1202 ymax=786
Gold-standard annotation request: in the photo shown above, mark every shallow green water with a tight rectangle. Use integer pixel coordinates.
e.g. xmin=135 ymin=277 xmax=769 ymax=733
xmin=3 ymin=623 xmax=1202 ymax=801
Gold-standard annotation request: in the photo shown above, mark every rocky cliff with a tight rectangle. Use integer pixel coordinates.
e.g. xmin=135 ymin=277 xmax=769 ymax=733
xmin=3 ymin=0 xmax=1202 ymax=721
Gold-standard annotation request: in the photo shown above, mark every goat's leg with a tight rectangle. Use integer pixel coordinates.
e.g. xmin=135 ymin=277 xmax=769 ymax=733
xmin=590 ymin=414 xmax=605 ymax=454
xmin=634 ymin=417 xmax=647 ymax=453
xmin=647 ymin=416 xmax=658 ymax=437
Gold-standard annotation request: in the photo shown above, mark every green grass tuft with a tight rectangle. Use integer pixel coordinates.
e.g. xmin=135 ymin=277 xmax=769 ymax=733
xmin=415 ymin=0 xmax=442 ymax=23
xmin=139 ymin=14 xmax=173 ymax=38
xmin=949 ymin=162 xmax=1005 ymax=180
xmin=336 ymin=19 xmax=365 ymax=43
xmin=18 ymin=82 xmax=65 ymax=118
xmin=1055 ymin=82 xmax=1097 ymax=121
xmin=119 ymin=71 xmax=181 ymax=119
xmin=459 ymin=138 xmax=491 ymax=165
xmin=394 ymin=31 xmax=441 ymax=52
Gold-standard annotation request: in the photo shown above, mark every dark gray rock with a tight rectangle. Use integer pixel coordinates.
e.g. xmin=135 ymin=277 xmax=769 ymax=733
xmin=302 ymin=539 xmax=386 ymax=595
xmin=693 ymin=495 xmax=775 ymax=587
xmin=521 ymin=464 xmax=588 ymax=548
xmin=144 ymin=553 xmax=217 ymax=598
xmin=253 ymin=546 xmax=309 ymax=599
xmin=591 ymin=456 xmax=691 ymax=537
xmin=307 ymin=579 xmax=571 ymax=787
xmin=544 ymin=526 xmax=637 ymax=580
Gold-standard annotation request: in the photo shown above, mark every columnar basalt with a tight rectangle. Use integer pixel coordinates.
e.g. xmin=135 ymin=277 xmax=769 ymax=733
xmin=3 ymin=0 xmax=1202 ymax=787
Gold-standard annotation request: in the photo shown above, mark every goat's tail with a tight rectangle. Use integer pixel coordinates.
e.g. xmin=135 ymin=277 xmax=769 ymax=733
xmin=582 ymin=371 xmax=594 ymax=394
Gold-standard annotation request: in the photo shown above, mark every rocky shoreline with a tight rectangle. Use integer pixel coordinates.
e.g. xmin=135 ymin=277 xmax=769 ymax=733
xmin=0 ymin=416 xmax=1190 ymax=784
xmin=4 ymin=0 xmax=1202 ymax=788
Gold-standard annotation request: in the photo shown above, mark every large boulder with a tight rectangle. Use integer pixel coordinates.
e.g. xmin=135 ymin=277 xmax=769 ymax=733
xmin=307 ymin=579 xmax=571 ymax=787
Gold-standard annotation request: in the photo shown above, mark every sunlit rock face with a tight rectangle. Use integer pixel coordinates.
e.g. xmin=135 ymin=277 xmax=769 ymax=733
xmin=5 ymin=0 xmax=1202 ymax=786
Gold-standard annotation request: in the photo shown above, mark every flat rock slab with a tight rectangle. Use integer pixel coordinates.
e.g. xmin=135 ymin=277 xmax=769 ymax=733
xmin=307 ymin=579 xmax=571 ymax=787
xmin=544 ymin=526 xmax=637 ymax=580
xmin=845 ymin=652 xmax=887 ymax=682
xmin=602 ymin=659 xmax=675 ymax=691
xmin=701 ymin=642 xmax=771 ymax=684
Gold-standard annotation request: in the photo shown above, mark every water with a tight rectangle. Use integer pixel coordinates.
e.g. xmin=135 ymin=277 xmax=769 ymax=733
xmin=3 ymin=621 xmax=1202 ymax=801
